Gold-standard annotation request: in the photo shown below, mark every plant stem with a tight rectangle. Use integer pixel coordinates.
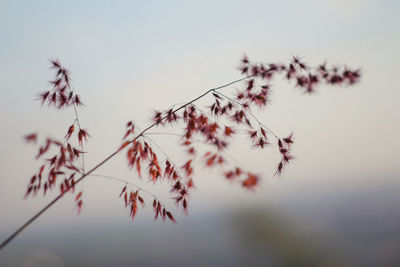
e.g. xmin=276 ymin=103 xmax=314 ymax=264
xmin=0 ymin=74 xmax=255 ymax=250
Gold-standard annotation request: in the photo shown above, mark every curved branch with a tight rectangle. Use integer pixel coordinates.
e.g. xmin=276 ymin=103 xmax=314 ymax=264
xmin=0 ymin=74 xmax=255 ymax=250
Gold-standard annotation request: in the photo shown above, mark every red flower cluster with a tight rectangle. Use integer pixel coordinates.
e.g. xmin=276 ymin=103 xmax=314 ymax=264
xmin=24 ymin=134 xmax=83 ymax=198
xmin=26 ymin=60 xmax=89 ymax=213
xmin=39 ymin=59 xmax=83 ymax=108
xmin=23 ymin=55 xmax=361 ymax=226
xmin=241 ymin=55 xmax=360 ymax=94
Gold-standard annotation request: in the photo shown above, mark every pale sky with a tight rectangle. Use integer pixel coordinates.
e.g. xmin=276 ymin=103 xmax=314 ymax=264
xmin=0 ymin=0 xmax=399 ymax=239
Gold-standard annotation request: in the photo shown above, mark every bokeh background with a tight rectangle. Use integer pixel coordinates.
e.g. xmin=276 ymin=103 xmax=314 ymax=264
xmin=0 ymin=0 xmax=399 ymax=266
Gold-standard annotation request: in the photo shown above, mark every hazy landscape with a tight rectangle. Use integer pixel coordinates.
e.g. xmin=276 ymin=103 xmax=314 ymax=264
xmin=2 ymin=172 xmax=399 ymax=267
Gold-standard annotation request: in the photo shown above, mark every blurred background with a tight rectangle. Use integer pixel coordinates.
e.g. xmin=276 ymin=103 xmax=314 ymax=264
xmin=0 ymin=0 xmax=399 ymax=266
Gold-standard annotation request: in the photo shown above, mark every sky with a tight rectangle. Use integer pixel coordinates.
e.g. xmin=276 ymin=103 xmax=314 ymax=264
xmin=0 ymin=0 xmax=400 ymax=265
